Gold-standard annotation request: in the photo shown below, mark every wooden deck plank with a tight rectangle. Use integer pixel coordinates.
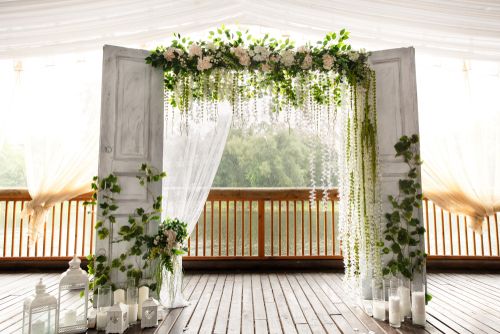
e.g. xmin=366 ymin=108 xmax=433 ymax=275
xmin=2 ymin=272 xmax=500 ymax=334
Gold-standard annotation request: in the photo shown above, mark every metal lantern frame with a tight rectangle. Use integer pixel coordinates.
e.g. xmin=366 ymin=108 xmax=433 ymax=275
xmin=22 ymin=278 xmax=58 ymax=334
xmin=57 ymin=255 xmax=89 ymax=333
xmin=140 ymin=298 xmax=159 ymax=329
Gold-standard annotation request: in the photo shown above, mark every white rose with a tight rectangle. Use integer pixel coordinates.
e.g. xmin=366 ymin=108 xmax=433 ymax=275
xmin=280 ymin=50 xmax=295 ymax=67
xmin=206 ymin=42 xmax=216 ymax=51
xmin=348 ymin=51 xmax=359 ymax=61
xmin=197 ymin=56 xmax=213 ymax=71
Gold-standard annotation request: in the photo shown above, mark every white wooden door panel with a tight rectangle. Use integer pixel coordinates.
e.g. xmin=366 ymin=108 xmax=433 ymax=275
xmin=369 ymin=47 xmax=425 ymax=283
xmin=97 ymin=45 xmax=164 ymax=284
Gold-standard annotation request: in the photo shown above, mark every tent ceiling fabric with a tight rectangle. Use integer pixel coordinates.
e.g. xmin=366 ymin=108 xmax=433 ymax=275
xmin=1 ymin=0 xmax=500 ymax=59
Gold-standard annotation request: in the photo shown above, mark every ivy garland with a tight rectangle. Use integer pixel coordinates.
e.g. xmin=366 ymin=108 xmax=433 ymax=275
xmin=382 ymin=135 xmax=426 ymax=278
xmin=85 ymin=164 xmax=167 ymax=292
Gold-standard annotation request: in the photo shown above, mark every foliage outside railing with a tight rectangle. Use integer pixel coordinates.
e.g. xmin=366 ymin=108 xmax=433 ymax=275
xmin=0 ymin=188 xmax=499 ymax=260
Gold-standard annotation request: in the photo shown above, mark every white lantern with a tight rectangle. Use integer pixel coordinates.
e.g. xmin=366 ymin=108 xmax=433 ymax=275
xmin=57 ymin=255 xmax=89 ymax=333
xmin=105 ymin=303 xmax=128 ymax=334
xmin=141 ymin=298 xmax=159 ymax=328
xmin=22 ymin=278 xmax=58 ymax=334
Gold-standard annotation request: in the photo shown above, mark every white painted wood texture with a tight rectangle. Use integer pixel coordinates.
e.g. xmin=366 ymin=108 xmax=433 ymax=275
xmin=97 ymin=45 xmax=164 ymax=284
xmin=369 ymin=47 xmax=426 ymax=284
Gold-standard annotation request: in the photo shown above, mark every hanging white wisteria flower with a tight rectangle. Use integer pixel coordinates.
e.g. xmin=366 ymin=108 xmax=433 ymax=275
xmin=146 ymin=26 xmax=382 ymax=291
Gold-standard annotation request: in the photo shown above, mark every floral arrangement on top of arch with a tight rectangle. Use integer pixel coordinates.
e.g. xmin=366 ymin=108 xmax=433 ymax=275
xmin=146 ymin=27 xmax=384 ymax=289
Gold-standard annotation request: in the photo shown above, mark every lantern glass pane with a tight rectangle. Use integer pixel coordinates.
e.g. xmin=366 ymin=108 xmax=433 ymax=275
xmin=58 ymin=286 xmax=87 ymax=330
xmin=29 ymin=308 xmax=57 ymax=333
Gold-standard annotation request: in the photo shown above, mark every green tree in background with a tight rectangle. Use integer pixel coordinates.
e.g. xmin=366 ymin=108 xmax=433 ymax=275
xmin=213 ymin=126 xmax=337 ymax=188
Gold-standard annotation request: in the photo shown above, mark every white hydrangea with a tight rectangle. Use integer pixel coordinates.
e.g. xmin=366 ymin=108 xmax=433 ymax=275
xmin=322 ymin=54 xmax=335 ymax=70
xmin=163 ymin=47 xmax=176 ymax=61
xmin=348 ymin=51 xmax=359 ymax=61
xmin=197 ymin=56 xmax=213 ymax=71
xmin=206 ymin=42 xmax=217 ymax=51
xmin=252 ymin=45 xmax=270 ymax=62
xmin=301 ymin=53 xmax=312 ymax=69
xmin=188 ymin=44 xmax=203 ymax=58
xmin=280 ymin=49 xmax=295 ymax=67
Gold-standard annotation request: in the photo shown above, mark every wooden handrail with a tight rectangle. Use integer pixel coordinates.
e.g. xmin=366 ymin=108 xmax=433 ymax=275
xmin=0 ymin=189 xmax=93 ymax=201
xmin=207 ymin=188 xmax=339 ymax=201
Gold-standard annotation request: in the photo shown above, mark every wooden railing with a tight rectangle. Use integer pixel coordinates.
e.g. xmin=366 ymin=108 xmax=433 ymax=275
xmin=0 ymin=189 xmax=499 ymax=262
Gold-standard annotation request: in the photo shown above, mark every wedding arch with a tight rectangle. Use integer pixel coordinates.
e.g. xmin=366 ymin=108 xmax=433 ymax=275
xmin=94 ymin=27 xmax=425 ymax=309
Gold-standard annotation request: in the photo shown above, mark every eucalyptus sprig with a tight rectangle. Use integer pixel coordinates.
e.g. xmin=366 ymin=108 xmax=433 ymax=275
xmin=382 ymin=134 xmax=425 ymax=278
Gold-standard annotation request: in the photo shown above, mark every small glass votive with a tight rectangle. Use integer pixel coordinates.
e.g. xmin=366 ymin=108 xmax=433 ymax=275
xmin=127 ymin=278 xmax=139 ymax=324
xmin=96 ymin=285 xmax=112 ymax=330
xmin=371 ymin=278 xmax=386 ymax=321
xmin=389 ymin=278 xmax=401 ymax=328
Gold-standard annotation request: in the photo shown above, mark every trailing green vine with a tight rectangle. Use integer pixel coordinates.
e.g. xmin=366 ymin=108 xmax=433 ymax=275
xmin=382 ymin=135 xmax=426 ymax=278
xmin=85 ymin=164 xmax=166 ymax=292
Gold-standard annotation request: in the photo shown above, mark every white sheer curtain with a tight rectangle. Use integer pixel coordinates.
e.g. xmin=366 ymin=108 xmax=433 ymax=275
xmin=160 ymin=103 xmax=232 ymax=308
xmin=418 ymin=55 xmax=500 ymax=232
xmin=15 ymin=54 xmax=101 ymax=242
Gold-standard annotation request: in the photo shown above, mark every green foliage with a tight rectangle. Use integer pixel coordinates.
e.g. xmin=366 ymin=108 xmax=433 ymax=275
xmin=84 ymin=164 xmax=167 ymax=292
xmin=382 ymin=135 xmax=425 ymax=279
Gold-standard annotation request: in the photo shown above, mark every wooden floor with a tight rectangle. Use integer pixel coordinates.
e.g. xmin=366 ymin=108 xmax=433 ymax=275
xmin=1 ymin=272 xmax=499 ymax=333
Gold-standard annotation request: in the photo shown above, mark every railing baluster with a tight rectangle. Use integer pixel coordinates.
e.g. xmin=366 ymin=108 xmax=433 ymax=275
xmin=487 ymin=216 xmax=492 ymax=256
xmin=219 ymin=200 xmax=222 ymax=257
xmin=278 ymin=200 xmax=282 ymax=256
xmin=242 ymin=201 xmax=245 ymax=256
xmin=42 ymin=219 xmax=47 ymax=257
xmin=19 ymin=201 xmax=24 ymax=256
xmin=81 ymin=204 xmax=86 ymax=256
xmin=211 ymin=200 xmax=214 ymax=257
xmin=226 ymin=201 xmax=229 ymax=256
xmin=51 ymin=206 xmax=56 ymax=257
xmin=480 ymin=221 xmax=485 ymax=256
xmin=286 ymin=201 xmax=289 ymax=256
xmin=432 ymin=202 xmax=438 ymax=255
xmin=257 ymin=200 xmax=264 ymax=258
xmin=324 ymin=206 xmax=327 ymax=256
xmin=332 ymin=199 xmax=335 ymax=256
xmin=203 ymin=204 xmax=206 ymax=256
xmin=464 ymin=216 xmax=469 ymax=256
xmin=3 ymin=200 xmax=9 ymax=257
xmin=309 ymin=201 xmax=312 ymax=256
xmin=90 ymin=203 xmax=95 ymax=255
xmin=233 ymin=200 xmax=237 ymax=256
xmin=196 ymin=208 xmax=199 ymax=256
xmin=249 ymin=201 xmax=252 ymax=256
xmin=11 ymin=201 xmax=17 ymax=256
xmin=58 ymin=202 xmax=63 ymax=256
xmin=294 ymin=201 xmax=297 ymax=256
xmin=316 ymin=200 xmax=320 ymax=256
xmin=271 ymin=201 xmax=274 ymax=256
xmin=424 ymin=199 xmax=430 ymax=255
xmin=495 ymin=213 xmax=499 ymax=256
xmin=441 ymin=208 xmax=445 ymax=255
xmin=74 ymin=200 xmax=79 ymax=256
xmin=66 ymin=200 xmax=71 ymax=256
xmin=448 ymin=211 xmax=453 ymax=256
xmin=301 ymin=201 xmax=305 ymax=256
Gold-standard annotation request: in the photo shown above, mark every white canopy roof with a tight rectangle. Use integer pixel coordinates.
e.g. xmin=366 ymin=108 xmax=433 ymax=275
xmin=1 ymin=0 xmax=500 ymax=59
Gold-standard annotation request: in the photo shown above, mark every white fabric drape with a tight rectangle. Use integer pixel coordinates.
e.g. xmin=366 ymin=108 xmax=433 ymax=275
xmin=160 ymin=104 xmax=232 ymax=308
xmin=16 ymin=54 xmax=101 ymax=241
xmin=1 ymin=1 xmax=500 ymax=60
xmin=418 ymin=55 xmax=500 ymax=232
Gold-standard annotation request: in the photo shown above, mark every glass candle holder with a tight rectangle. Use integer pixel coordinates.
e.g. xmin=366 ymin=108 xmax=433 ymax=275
xmin=412 ymin=280 xmax=426 ymax=326
xmin=399 ymin=277 xmax=411 ymax=320
xmin=388 ymin=278 xmax=401 ymax=328
xmin=96 ymin=286 xmax=112 ymax=330
xmin=127 ymin=279 xmax=139 ymax=325
xmin=371 ymin=278 xmax=386 ymax=321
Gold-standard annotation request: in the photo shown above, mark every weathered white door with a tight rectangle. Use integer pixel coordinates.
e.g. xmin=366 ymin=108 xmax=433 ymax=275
xmin=97 ymin=45 xmax=164 ymax=284
xmin=369 ymin=47 xmax=426 ymax=283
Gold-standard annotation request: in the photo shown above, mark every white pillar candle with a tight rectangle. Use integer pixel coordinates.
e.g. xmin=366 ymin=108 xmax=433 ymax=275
xmin=389 ymin=296 xmax=401 ymax=328
xmin=138 ymin=286 xmax=149 ymax=320
xmin=412 ymin=291 xmax=426 ymax=326
xmin=96 ymin=311 xmax=108 ymax=330
xmin=63 ymin=309 xmax=77 ymax=326
xmin=372 ymin=300 xmax=386 ymax=321
xmin=32 ymin=320 xmax=45 ymax=333
xmin=128 ymin=304 xmax=138 ymax=324
xmin=113 ymin=289 xmax=126 ymax=304
xmin=399 ymin=286 xmax=411 ymax=319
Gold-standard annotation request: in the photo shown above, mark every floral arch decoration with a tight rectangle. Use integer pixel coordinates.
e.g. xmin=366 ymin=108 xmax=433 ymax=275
xmin=146 ymin=26 xmax=382 ymax=285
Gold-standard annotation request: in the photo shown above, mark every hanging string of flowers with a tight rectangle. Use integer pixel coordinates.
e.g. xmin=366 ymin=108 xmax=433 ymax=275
xmin=146 ymin=26 xmax=382 ymax=291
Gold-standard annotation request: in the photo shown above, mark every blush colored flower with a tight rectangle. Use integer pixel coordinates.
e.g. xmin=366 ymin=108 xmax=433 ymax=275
xmin=322 ymin=54 xmax=335 ymax=70
xmin=261 ymin=63 xmax=271 ymax=72
xmin=188 ymin=44 xmax=203 ymax=58
xmin=301 ymin=53 xmax=312 ymax=69
xmin=280 ymin=50 xmax=295 ymax=67
xmin=197 ymin=56 xmax=213 ymax=71
xmin=163 ymin=48 xmax=176 ymax=61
